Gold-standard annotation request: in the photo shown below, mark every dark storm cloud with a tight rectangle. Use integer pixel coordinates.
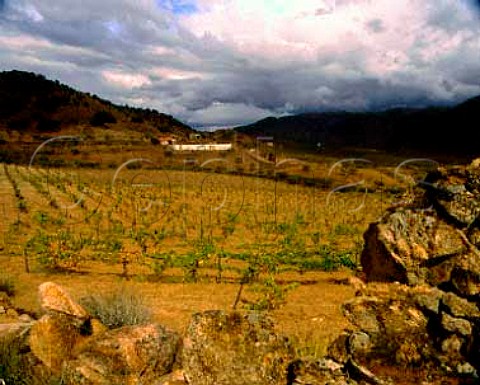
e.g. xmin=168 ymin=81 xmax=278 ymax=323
xmin=1 ymin=0 xmax=187 ymax=62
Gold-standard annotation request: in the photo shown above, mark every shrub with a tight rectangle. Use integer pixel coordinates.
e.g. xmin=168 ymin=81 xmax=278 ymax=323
xmin=244 ymin=277 xmax=299 ymax=311
xmin=0 ymin=335 xmax=25 ymax=384
xmin=80 ymin=286 xmax=152 ymax=329
xmin=89 ymin=111 xmax=116 ymax=127
xmin=316 ymin=246 xmax=357 ymax=271
xmin=0 ymin=274 xmax=15 ymax=296
xmin=36 ymin=118 xmax=61 ymax=132
xmin=131 ymin=115 xmax=144 ymax=123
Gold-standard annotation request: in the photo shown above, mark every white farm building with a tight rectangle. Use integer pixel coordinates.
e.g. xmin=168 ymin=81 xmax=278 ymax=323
xmin=168 ymin=143 xmax=232 ymax=152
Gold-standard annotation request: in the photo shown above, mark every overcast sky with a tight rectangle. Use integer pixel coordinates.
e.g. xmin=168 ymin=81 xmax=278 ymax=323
xmin=1 ymin=0 xmax=480 ymax=128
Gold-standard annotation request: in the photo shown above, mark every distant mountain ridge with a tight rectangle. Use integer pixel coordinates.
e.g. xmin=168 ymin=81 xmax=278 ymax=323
xmin=235 ymin=97 xmax=480 ymax=155
xmin=2 ymin=70 xmax=478 ymax=156
xmin=0 ymin=70 xmax=194 ymax=138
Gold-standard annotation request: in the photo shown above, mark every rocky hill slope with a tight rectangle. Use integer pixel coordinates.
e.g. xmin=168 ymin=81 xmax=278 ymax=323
xmin=236 ymin=97 xmax=480 ymax=155
xmin=0 ymin=70 xmax=194 ymax=140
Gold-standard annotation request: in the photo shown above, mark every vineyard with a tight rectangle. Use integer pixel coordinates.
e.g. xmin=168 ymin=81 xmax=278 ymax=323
xmin=0 ymin=153 xmax=443 ymax=357
xmin=0 ymin=158 xmax=395 ymax=282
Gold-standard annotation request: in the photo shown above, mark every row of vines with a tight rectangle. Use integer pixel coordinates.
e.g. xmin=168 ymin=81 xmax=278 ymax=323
xmin=0 ymin=161 xmax=391 ymax=308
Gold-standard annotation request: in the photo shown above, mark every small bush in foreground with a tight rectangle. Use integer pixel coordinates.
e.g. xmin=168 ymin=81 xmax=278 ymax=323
xmin=80 ymin=286 xmax=152 ymax=329
xmin=0 ymin=274 xmax=15 ymax=297
xmin=0 ymin=335 xmax=26 ymax=384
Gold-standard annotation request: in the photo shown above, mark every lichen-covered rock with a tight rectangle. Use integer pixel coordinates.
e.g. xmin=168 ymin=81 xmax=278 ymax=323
xmin=287 ymin=358 xmax=357 ymax=385
xmin=424 ymin=165 xmax=480 ymax=227
xmin=340 ymin=160 xmax=480 ymax=383
xmin=90 ymin=318 xmax=108 ymax=336
xmin=456 ymin=362 xmax=478 ymax=378
xmin=468 ymin=227 xmax=480 ymax=249
xmin=18 ymin=313 xmax=34 ymax=323
xmin=334 ymin=283 xmax=480 ymax=382
xmin=6 ymin=308 xmax=18 ymax=318
xmin=429 ymin=183 xmax=479 ymax=227
xmin=0 ymin=291 xmax=23 ymax=323
xmin=39 ymin=282 xmax=89 ymax=319
xmin=441 ymin=291 xmax=480 ymax=319
xmin=64 ymin=323 xmax=180 ymax=385
xmin=182 ymin=310 xmax=294 ymax=385
xmin=441 ymin=313 xmax=472 ymax=336
xmin=344 ymin=292 xmax=430 ymax=338
xmin=440 ymin=335 xmax=464 ymax=360
xmin=327 ymin=331 xmax=373 ymax=366
xmin=361 ymin=160 xmax=480 ymax=295
xmin=29 ymin=314 xmax=81 ymax=372
xmin=348 ymin=332 xmax=372 ymax=357
xmin=327 ymin=332 xmax=350 ymax=364
xmin=361 ymin=209 xmax=465 ymax=286
xmin=342 ymin=287 xmax=435 ymax=367
xmin=29 ymin=282 xmax=94 ymax=374
xmin=410 ymin=285 xmax=444 ymax=314
xmin=449 ymin=252 xmax=480 ymax=297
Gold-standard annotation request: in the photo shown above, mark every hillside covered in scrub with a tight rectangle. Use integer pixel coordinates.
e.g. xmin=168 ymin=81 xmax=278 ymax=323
xmin=0 ymin=70 xmax=194 ymax=141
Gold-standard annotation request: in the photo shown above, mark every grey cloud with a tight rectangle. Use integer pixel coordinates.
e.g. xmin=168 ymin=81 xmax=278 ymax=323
xmin=1 ymin=0 xmax=480 ymax=127
xmin=427 ymin=1 xmax=479 ymax=32
xmin=2 ymin=0 xmax=178 ymax=57
xmin=366 ymin=19 xmax=385 ymax=33
xmin=143 ymin=63 xmax=431 ymax=118
xmin=185 ymin=103 xmax=273 ymax=127
xmin=118 ymin=41 xmax=478 ymax=124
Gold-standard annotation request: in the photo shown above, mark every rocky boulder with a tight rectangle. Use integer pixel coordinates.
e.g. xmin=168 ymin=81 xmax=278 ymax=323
xmin=361 ymin=208 xmax=467 ymax=286
xmin=29 ymin=282 xmax=91 ymax=373
xmin=340 ymin=285 xmax=434 ymax=366
xmin=328 ymin=284 xmax=480 ymax=381
xmin=0 ymin=290 xmax=33 ymax=324
xmin=64 ymin=323 xmax=181 ymax=385
xmin=9 ymin=280 xmax=448 ymax=385
xmin=182 ymin=310 xmax=294 ymax=385
xmin=424 ymin=165 xmax=480 ymax=227
xmin=29 ymin=314 xmax=82 ymax=372
xmin=361 ymin=158 xmax=480 ymax=293
xmin=26 ymin=282 xmax=182 ymax=384
xmin=353 ymin=158 xmax=480 ymax=382
xmin=0 ymin=291 xmax=12 ymax=317
xmin=287 ymin=358 xmax=358 ymax=385
xmin=39 ymin=282 xmax=89 ymax=320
